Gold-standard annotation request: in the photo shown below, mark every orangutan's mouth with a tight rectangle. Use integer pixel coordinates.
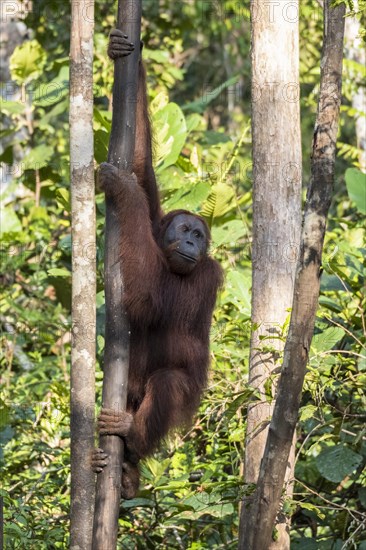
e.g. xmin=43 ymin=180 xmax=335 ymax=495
xmin=175 ymin=250 xmax=197 ymax=263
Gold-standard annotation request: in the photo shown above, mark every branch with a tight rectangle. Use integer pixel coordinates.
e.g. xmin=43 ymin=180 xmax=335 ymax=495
xmin=240 ymin=0 xmax=346 ymax=547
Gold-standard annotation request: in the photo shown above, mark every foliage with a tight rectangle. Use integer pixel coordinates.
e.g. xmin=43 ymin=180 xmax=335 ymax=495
xmin=0 ymin=0 xmax=365 ymax=548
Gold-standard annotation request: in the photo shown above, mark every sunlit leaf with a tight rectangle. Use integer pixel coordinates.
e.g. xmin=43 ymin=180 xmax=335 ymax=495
xmin=10 ymin=39 xmax=46 ymax=84
xmin=345 ymin=168 xmax=366 ymax=214
xmin=315 ymin=444 xmax=363 ymax=483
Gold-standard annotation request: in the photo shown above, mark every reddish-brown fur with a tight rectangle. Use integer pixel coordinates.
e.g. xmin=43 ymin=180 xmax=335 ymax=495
xmin=98 ymin=59 xmax=223 ymax=497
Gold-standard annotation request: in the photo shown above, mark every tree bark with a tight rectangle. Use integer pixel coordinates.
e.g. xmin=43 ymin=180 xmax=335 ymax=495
xmin=239 ymin=0 xmax=302 ymax=548
xmin=239 ymin=0 xmax=346 ymax=548
xmin=92 ymin=1 xmax=141 ymax=549
xmin=70 ymin=1 xmax=96 ymax=548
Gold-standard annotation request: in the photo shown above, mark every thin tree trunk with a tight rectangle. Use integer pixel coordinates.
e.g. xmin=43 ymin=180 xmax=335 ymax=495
xmin=239 ymin=0 xmax=302 ymax=548
xmin=70 ymin=0 xmax=96 ymax=548
xmin=92 ymin=1 xmax=141 ymax=548
xmin=239 ymin=1 xmax=346 ymax=547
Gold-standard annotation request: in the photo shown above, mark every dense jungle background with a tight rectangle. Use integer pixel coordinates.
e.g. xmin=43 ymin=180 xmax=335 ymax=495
xmin=1 ymin=0 xmax=365 ymax=547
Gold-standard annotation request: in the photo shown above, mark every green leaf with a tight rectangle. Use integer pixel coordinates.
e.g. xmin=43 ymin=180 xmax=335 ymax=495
xmin=183 ymin=181 xmax=211 ymax=210
xmin=47 ymin=268 xmax=70 ymax=278
xmin=94 ymin=107 xmax=112 ymax=131
xmin=1 ymin=100 xmax=25 ymax=115
xmin=320 ymin=274 xmax=349 ymax=292
xmin=0 ymin=205 xmax=22 ymax=235
xmin=299 ymin=404 xmax=317 ymax=422
xmin=153 ymin=99 xmax=187 ymax=173
xmin=212 ymin=220 xmax=247 ymax=247
xmin=150 ymin=91 xmax=169 ymax=112
xmin=183 ymin=76 xmax=239 ymax=113
xmin=163 ymin=181 xmax=211 ymax=212
xmin=56 ymin=189 xmax=70 ymax=212
xmin=186 ymin=113 xmax=204 ymax=133
xmin=38 ymin=98 xmax=68 ymax=128
xmin=182 ymin=492 xmax=234 ymax=518
xmin=95 ymin=129 xmax=109 ymax=164
xmin=225 ymin=388 xmax=254 ymax=421
xmin=33 ymin=66 xmax=69 ymax=107
xmin=345 ymin=168 xmax=366 ymax=214
xmin=201 ymin=183 xmax=235 ymax=220
xmin=10 ymin=39 xmax=46 ymax=84
xmin=315 ymin=444 xmax=363 ymax=482
xmin=225 ymin=270 xmax=251 ymax=317
xmin=121 ymin=498 xmax=154 ymax=509
xmin=311 ymin=326 xmax=345 ymax=353
xmin=22 ymin=145 xmax=54 ymax=170
xmin=296 ymin=501 xmax=325 ymax=519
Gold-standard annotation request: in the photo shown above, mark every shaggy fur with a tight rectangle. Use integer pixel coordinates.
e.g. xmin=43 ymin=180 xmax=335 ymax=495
xmin=98 ymin=58 xmax=223 ymax=498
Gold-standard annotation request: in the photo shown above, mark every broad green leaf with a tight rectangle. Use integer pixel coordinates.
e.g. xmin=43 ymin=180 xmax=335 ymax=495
xmin=153 ymin=101 xmax=187 ymax=173
xmin=201 ymin=182 xmax=235 ymax=220
xmin=299 ymin=404 xmax=317 ymax=422
xmin=33 ymin=66 xmax=69 ymax=107
xmin=10 ymin=39 xmax=46 ymax=84
xmin=22 ymin=145 xmax=53 ymax=170
xmin=225 ymin=270 xmax=251 ymax=317
xmin=296 ymin=501 xmax=325 ymax=519
xmin=144 ymin=457 xmax=171 ymax=480
xmin=158 ymin=166 xmax=186 ymax=191
xmin=94 ymin=129 xmax=109 ymax=164
xmin=320 ymin=274 xmax=349 ymax=292
xmin=225 ymin=388 xmax=255 ymax=421
xmin=167 ymin=181 xmax=211 ymax=212
xmin=161 ymin=180 xmax=211 ymax=212
xmin=186 ymin=113 xmax=204 ymax=133
xmin=182 ymin=492 xmax=234 ymax=518
xmin=30 ymin=206 xmax=48 ymax=220
xmin=0 ymin=205 xmax=22 ymax=235
xmin=121 ymin=498 xmax=154 ymax=509
xmin=345 ymin=168 xmax=366 ymax=214
xmin=1 ymin=100 xmax=25 ymax=115
xmin=311 ymin=326 xmax=345 ymax=353
xmin=94 ymin=107 xmax=112 ymax=131
xmin=47 ymin=268 xmax=70 ymax=278
xmin=150 ymin=91 xmax=169 ymax=113
xmin=315 ymin=444 xmax=363 ymax=482
xmin=39 ymin=98 xmax=68 ymax=128
xmin=212 ymin=219 xmax=247 ymax=247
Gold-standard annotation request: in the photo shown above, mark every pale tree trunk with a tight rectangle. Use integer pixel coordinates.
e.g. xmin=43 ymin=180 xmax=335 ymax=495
xmin=239 ymin=0 xmax=346 ymax=548
xmin=240 ymin=0 xmax=302 ymax=548
xmin=344 ymin=4 xmax=366 ymax=171
xmin=70 ymin=1 xmax=96 ymax=548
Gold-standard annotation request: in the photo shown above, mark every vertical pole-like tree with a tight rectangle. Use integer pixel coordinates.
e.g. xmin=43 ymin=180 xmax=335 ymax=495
xmin=239 ymin=0 xmax=346 ymax=547
xmin=240 ymin=0 xmax=302 ymax=548
xmin=92 ymin=1 xmax=141 ymax=548
xmin=70 ymin=0 xmax=96 ymax=548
